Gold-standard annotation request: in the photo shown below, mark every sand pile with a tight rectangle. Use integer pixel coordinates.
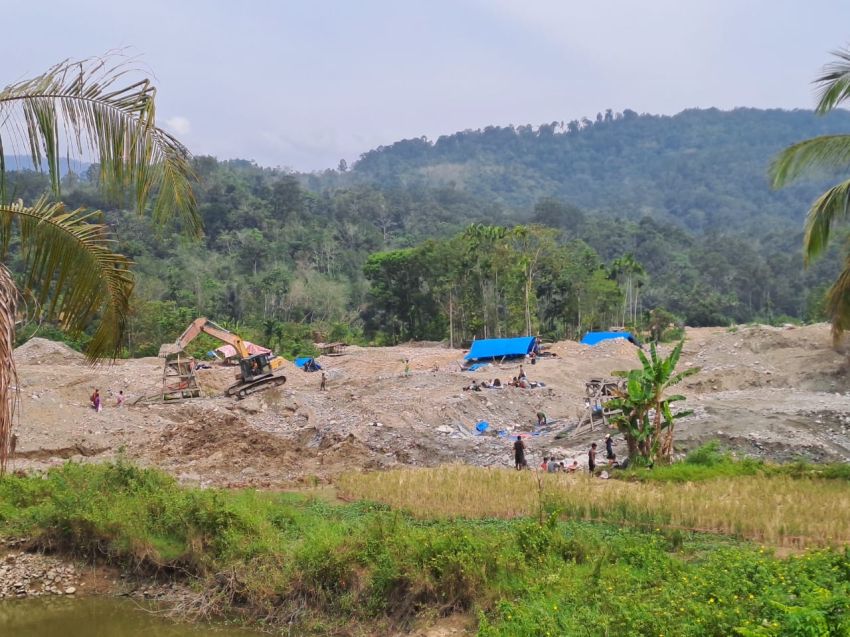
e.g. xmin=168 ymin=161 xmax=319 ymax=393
xmin=14 ymin=338 xmax=85 ymax=365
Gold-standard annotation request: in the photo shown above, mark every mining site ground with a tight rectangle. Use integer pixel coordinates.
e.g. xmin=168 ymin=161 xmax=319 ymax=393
xmin=8 ymin=323 xmax=850 ymax=487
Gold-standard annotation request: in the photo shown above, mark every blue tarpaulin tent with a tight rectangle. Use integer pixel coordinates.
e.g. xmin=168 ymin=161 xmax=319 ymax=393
xmin=294 ymin=357 xmax=322 ymax=371
xmin=580 ymin=331 xmax=637 ymax=346
xmin=464 ymin=336 xmax=536 ymax=361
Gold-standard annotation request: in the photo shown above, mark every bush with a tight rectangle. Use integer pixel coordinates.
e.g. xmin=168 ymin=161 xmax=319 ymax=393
xmin=4 ymin=461 xmax=850 ymax=635
xmin=685 ymin=441 xmax=729 ymax=466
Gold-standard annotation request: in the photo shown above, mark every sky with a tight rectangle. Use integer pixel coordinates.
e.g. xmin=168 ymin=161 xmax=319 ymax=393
xmin=3 ymin=0 xmax=850 ymax=171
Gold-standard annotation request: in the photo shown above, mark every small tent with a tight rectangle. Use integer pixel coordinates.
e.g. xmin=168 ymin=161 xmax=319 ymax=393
xmin=464 ymin=336 xmax=537 ymax=362
xmin=580 ymin=331 xmax=639 ymax=346
xmin=295 ymin=356 xmax=322 ymax=372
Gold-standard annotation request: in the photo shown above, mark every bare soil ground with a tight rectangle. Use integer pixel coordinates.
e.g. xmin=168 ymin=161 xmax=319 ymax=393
xmin=8 ymin=324 xmax=850 ymax=486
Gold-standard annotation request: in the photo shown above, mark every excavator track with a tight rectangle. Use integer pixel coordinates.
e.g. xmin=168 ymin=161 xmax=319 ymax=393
xmin=225 ymin=374 xmax=286 ymax=400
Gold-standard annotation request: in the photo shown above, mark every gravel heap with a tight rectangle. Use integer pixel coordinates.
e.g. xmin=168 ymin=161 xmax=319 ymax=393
xmin=0 ymin=551 xmax=80 ymax=598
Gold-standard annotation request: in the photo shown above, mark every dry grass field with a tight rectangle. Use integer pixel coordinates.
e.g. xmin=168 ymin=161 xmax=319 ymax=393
xmin=338 ymin=465 xmax=850 ymax=548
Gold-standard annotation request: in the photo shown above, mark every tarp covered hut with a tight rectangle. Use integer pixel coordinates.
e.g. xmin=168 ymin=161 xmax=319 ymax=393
xmin=464 ymin=336 xmax=537 ymax=362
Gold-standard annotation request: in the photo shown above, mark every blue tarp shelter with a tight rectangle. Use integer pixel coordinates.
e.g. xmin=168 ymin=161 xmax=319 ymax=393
xmin=294 ymin=357 xmax=322 ymax=371
xmin=464 ymin=336 xmax=537 ymax=361
xmin=580 ymin=331 xmax=637 ymax=346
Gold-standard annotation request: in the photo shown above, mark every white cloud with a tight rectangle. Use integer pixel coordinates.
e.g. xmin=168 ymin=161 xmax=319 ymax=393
xmin=164 ymin=115 xmax=191 ymax=136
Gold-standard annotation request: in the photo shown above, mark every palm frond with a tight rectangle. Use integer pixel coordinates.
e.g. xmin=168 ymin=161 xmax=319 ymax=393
xmin=769 ymin=135 xmax=850 ymax=188
xmin=0 ymin=198 xmax=133 ymax=360
xmin=815 ymin=48 xmax=850 ymax=114
xmin=801 ymin=179 xmax=850 ymax=262
xmin=0 ymin=56 xmax=200 ymax=235
xmin=824 ymin=252 xmax=850 ymax=342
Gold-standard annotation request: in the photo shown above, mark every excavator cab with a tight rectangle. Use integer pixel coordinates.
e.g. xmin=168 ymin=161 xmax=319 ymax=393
xmin=240 ymin=353 xmax=274 ymax=382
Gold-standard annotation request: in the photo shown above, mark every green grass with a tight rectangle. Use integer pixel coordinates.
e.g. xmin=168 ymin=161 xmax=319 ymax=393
xmin=617 ymin=442 xmax=850 ymax=484
xmin=2 ymin=461 xmax=850 ymax=635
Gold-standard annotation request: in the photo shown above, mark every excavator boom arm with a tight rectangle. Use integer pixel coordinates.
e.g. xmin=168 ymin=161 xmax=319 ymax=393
xmin=175 ymin=317 xmax=251 ymax=359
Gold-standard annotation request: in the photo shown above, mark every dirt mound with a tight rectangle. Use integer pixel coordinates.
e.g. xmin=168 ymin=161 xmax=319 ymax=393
xmin=581 ymin=339 xmax=641 ymax=358
xmin=14 ymin=338 xmax=85 ymax=365
xmin=7 ymin=323 xmax=850 ymax=485
xmin=158 ymin=409 xmax=293 ymax=460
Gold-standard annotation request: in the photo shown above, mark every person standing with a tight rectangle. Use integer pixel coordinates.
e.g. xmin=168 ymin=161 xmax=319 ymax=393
xmin=588 ymin=442 xmax=597 ymax=474
xmin=116 ymin=390 xmax=125 ymax=407
xmin=605 ymin=433 xmax=616 ymax=466
xmin=320 ymin=372 xmax=327 ymax=391
xmin=513 ymin=436 xmax=527 ymax=470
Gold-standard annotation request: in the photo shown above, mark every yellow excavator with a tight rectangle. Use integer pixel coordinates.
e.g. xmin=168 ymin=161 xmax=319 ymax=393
xmin=174 ymin=317 xmax=287 ymax=399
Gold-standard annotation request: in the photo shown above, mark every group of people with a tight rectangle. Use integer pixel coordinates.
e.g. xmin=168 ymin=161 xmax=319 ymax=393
xmin=540 ymin=457 xmax=580 ymax=473
xmin=464 ymin=365 xmax=546 ymax=392
xmin=510 ymin=364 xmax=545 ymax=389
xmin=587 ymin=434 xmax=618 ymax=474
xmin=463 ymin=378 xmax=502 ymax=391
xmin=513 ymin=432 xmax=619 ymax=474
xmin=89 ymin=388 xmax=125 ymax=411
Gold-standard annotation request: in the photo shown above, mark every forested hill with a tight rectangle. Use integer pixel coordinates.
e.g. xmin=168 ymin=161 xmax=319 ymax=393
xmin=327 ymin=108 xmax=850 ymax=233
xmin=8 ymin=108 xmax=850 ymax=354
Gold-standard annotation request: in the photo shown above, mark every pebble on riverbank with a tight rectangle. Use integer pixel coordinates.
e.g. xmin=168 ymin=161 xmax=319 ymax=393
xmin=0 ymin=552 xmax=81 ymax=599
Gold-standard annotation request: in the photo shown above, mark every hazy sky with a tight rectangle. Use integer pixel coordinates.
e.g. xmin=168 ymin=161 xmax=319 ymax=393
xmin=4 ymin=0 xmax=850 ymax=170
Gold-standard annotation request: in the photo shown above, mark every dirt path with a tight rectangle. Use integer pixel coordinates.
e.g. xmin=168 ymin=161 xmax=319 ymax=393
xmin=8 ymin=324 xmax=850 ymax=485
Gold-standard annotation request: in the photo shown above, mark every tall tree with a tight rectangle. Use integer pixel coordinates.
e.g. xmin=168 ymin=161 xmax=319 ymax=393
xmin=610 ymin=254 xmax=645 ymax=327
xmin=0 ymin=56 xmax=198 ymax=472
xmin=771 ymin=47 xmax=850 ymax=341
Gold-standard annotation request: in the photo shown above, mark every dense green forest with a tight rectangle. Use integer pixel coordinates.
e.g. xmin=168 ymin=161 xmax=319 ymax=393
xmin=338 ymin=107 xmax=850 ymax=234
xmin=6 ymin=108 xmax=849 ymax=355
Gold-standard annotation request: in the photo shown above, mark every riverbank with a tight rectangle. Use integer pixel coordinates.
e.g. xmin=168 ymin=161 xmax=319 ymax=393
xmin=0 ymin=544 xmax=198 ymax=604
xmin=2 ymin=460 xmax=850 ymax=635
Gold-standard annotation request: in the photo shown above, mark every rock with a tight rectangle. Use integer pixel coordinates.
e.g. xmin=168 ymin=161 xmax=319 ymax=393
xmin=64 ymin=586 xmax=76 ymax=595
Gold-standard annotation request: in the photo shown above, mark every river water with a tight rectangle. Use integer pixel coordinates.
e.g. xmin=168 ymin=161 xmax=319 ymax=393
xmin=0 ymin=597 xmax=265 ymax=636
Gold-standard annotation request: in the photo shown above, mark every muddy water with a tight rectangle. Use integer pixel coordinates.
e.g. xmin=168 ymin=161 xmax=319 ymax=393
xmin=0 ymin=597 xmax=264 ymax=636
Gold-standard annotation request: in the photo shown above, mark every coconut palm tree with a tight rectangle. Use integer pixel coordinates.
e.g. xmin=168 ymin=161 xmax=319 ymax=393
xmin=771 ymin=47 xmax=850 ymax=342
xmin=0 ymin=56 xmax=199 ymax=472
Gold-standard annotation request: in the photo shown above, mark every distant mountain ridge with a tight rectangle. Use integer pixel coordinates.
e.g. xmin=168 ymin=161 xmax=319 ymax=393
xmin=335 ymin=107 xmax=850 ymax=234
xmin=2 ymin=155 xmax=90 ymax=177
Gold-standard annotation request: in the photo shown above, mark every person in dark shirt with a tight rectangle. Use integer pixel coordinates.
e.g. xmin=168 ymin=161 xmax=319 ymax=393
xmin=588 ymin=442 xmax=597 ymax=474
xmin=605 ymin=433 xmax=616 ymax=465
xmin=514 ymin=436 xmax=526 ymax=470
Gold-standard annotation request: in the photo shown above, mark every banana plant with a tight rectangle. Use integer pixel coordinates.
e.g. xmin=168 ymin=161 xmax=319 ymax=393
xmin=607 ymin=339 xmax=699 ymax=463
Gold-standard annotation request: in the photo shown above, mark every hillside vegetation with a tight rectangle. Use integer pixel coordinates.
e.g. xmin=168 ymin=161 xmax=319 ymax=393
xmin=6 ymin=108 xmax=849 ymax=351
xmin=347 ymin=107 xmax=850 ymax=233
